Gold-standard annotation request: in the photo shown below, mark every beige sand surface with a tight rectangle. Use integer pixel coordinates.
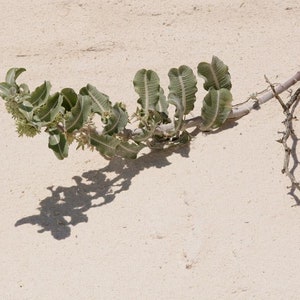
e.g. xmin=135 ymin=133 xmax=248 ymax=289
xmin=1 ymin=1 xmax=300 ymax=299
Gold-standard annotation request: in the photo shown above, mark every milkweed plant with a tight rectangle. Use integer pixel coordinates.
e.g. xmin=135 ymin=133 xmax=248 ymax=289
xmin=1 ymin=56 xmax=299 ymax=164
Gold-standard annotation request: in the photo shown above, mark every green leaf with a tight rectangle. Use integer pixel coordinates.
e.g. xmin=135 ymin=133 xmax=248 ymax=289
xmin=0 ymin=82 xmax=13 ymax=98
xmin=132 ymin=127 xmax=155 ymax=143
xmin=168 ymin=65 xmax=197 ymax=115
xmin=116 ymin=141 xmax=145 ymax=159
xmin=36 ymin=92 xmax=63 ymax=123
xmin=48 ymin=129 xmax=68 ymax=160
xmin=200 ymin=88 xmax=233 ymax=131
xmin=65 ymin=95 xmax=92 ymax=133
xmin=131 ymin=116 xmax=158 ymax=142
xmin=18 ymin=100 xmax=34 ymax=121
xmin=29 ymin=81 xmax=51 ymax=108
xmin=61 ymin=88 xmax=77 ymax=111
xmin=82 ymin=84 xmax=112 ymax=116
xmin=197 ymin=56 xmax=232 ymax=91
xmin=156 ymin=87 xmax=169 ymax=115
xmin=168 ymin=94 xmax=184 ymax=133
xmin=103 ymin=103 xmax=128 ymax=135
xmin=89 ymin=132 xmax=120 ymax=158
xmin=5 ymin=68 xmax=26 ymax=85
xmin=19 ymin=83 xmax=30 ymax=94
xmin=133 ymin=69 xmax=160 ymax=114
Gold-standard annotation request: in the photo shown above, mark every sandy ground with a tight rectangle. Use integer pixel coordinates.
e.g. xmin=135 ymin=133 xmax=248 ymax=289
xmin=1 ymin=0 xmax=300 ymax=299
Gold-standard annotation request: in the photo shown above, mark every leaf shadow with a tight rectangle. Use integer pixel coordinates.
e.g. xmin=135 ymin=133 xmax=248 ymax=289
xmin=15 ymin=145 xmax=190 ymax=240
xmin=209 ymin=119 xmax=239 ymax=134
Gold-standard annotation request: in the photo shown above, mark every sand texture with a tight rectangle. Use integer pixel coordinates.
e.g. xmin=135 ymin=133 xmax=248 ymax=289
xmin=1 ymin=1 xmax=300 ymax=299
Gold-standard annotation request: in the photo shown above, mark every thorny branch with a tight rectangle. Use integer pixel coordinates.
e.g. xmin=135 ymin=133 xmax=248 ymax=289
xmin=267 ymin=77 xmax=300 ymax=202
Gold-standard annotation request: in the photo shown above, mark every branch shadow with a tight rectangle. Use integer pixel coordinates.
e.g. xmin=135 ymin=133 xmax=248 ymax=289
xmin=15 ymin=146 xmax=190 ymax=240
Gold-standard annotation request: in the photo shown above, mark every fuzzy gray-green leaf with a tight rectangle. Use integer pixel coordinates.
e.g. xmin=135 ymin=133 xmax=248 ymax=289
xmin=168 ymin=65 xmax=197 ymax=116
xmin=36 ymin=93 xmax=63 ymax=123
xmin=200 ymin=88 xmax=233 ymax=131
xmin=198 ymin=56 xmax=232 ymax=91
xmin=116 ymin=141 xmax=145 ymax=159
xmin=103 ymin=103 xmax=128 ymax=135
xmin=0 ymin=82 xmax=13 ymax=98
xmin=19 ymin=100 xmax=34 ymax=121
xmin=168 ymin=93 xmax=184 ymax=133
xmin=5 ymin=68 xmax=26 ymax=86
xmin=19 ymin=83 xmax=30 ymax=95
xmin=156 ymin=87 xmax=169 ymax=115
xmin=89 ymin=132 xmax=120 ymax=158
xmin=83 ymin=84 xmax=112 ymax=115
xmin=29 ymin=81 xmax=51 ymax=108
xmin=133 ymin=69 xmax=160 ymax=113
xmin=61 ymin=88 xmax=77 ymax=111
xmin=48 ymin=129 xmax=68 ymax=160
xmin=132 ymin=127 xmax=155 ymax=143
xmin=65 ymin=95 xmax=92 ymax=133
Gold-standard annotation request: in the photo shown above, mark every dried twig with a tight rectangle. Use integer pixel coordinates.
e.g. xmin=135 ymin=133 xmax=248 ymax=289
xmin=270 ymin=81 xmax=300 ymax=201
xmin=230 ymin=71 xmax=300 ymax=119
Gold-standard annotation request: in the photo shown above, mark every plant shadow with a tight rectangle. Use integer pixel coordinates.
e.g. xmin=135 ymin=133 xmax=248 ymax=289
xmin=15 ymin=146 xmax=190 ymax=240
